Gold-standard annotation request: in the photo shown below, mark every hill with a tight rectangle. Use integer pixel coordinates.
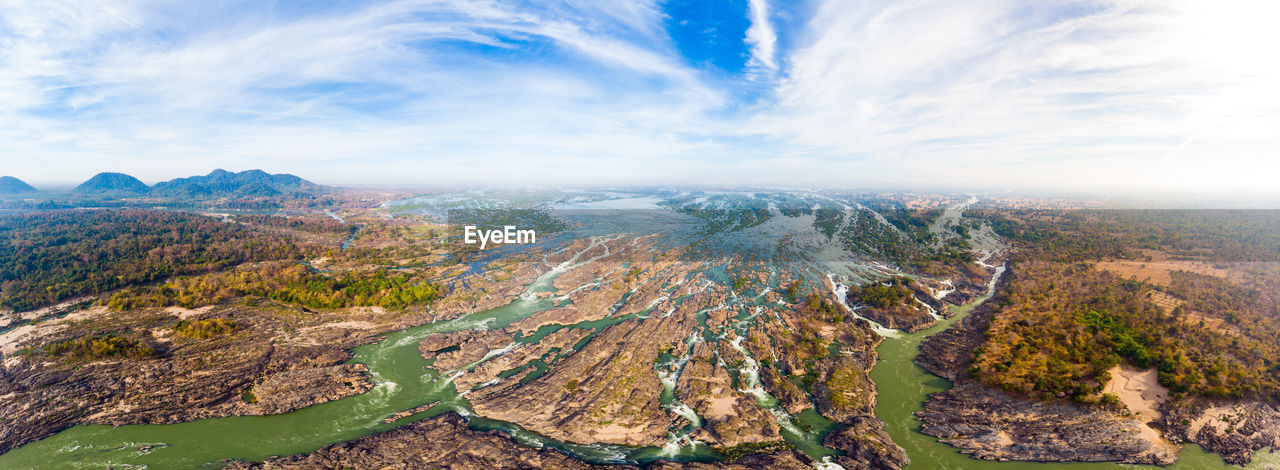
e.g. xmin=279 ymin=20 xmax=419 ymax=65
xmin=72 ymin=172 xmax=149 ymax=194
xmin=151 ymin=169 xmax=320 ymax=198
xmin=0 ymin=176 xmax=37 ymax=194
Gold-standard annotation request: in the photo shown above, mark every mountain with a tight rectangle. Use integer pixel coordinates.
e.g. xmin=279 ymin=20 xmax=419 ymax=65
xmin=73 ymin=172 xmax=149 ymax=194
xmin=151 ymin=169 xmax=319 ymax=198
xmin=0 ymin=176 xmax=38 ymax=194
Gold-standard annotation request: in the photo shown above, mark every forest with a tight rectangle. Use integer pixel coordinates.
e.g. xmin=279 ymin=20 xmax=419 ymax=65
xmin=0 ymin=210 xmax=307 ymax=311
xmin=103 ymin=262 xmax=445 ymax=311
xmin=970 ymin=209 xmax=1280 ymax=403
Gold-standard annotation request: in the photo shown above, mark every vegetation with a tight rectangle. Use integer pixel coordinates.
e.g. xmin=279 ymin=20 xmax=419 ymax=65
xmin=981 ymin=209 xmax=1280 ymax=263
xmin=865 ymin=202 xmax=942 ymax=244
xmin=172 ymin=319 xmax=241 ymax=339
xmin=229 ymin=214 xmax=351 ymax=235
xmin=826 ymin=360 xmax=872 ymax=412
xmin=715 ymin=441 xmax=794 ymax=461
xmin=104 ymin=263 xmax=445 ymax=310
xmin=847 ymin=277 xmax=915 ymax=309
xmin=564 ymin=379 xmax=580 ymax=395
xmin=0 ymin=210 xmax=303 ymax=311
xmin=805 ymin=291 xmax=843 ymax=323
xmin=241 ymin=387 xmax=258 ymax=404
xmin=971 ymin=210 xmax=1280 ymax=403
xmin=783 ymin=281 xmax=801 ymax=303
xmin=42 ymin=334 xmax=155 ymax=360
xmin=661 ymin=197 xmax=772 ymax=233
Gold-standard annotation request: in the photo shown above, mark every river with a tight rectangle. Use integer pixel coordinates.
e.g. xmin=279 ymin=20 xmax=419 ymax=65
xmin=869 ymin=267 xmax=1280 ymax=469
xmin=0 ymin=261 xmax=655 ymax=468
xmin=2 ymin=216 xmax=1277 ymax=468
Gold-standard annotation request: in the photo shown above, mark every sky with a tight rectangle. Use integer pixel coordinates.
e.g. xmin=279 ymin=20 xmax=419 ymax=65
xmin=1 ymin=0 xmax=1278 ymax=194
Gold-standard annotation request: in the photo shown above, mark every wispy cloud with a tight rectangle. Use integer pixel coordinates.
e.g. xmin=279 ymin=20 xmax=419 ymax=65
xmin=0 ymin=0 xmax=1276 ymax=194
xmin=744 ymin=0 xmax=777 ymax=74
xmin=759 ymin=0 xmax=1280 ymax=192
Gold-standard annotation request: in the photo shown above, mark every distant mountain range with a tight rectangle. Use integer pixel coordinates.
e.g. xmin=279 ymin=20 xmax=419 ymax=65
xmin=0 ymin=176 xmax=37 ymax=194
xmin=69 ymin=169 xmax=322 ymax=197
xmin=151 ymin=169 xmax=318 ymax=197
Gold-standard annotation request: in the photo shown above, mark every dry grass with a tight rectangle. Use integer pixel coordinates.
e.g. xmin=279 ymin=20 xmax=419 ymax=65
xmin=1145 ymin=290 xmax=1183 ymax=312
xmin=1094 ymin=249 xmax=1257 ymax=287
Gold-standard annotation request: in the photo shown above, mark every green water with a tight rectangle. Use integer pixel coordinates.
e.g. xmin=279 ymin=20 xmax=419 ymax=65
xmin=0 ymin=264 xmax=651 ymax=468
xmin=4 ymin=257 xmax=1277 ymax=469
xmin=870 ymin=280 xmax=1280 ymax=469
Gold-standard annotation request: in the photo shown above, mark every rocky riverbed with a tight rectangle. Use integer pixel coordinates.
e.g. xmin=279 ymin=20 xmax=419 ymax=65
xmin=0 ymin=252 xmax=547 ymax=456
xmin=226 ymin=412 xmax=818 ymax=470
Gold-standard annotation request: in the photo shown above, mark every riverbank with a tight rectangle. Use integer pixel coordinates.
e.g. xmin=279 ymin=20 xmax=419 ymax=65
xmin=886 ymin=266 xmax=1279 ymax=469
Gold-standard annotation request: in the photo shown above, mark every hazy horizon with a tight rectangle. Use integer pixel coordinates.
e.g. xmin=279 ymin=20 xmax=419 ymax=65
xmin=2 ymin=1 xmax=1278 ymax=193
xmin=8 ymin=167 xmax=1280 ymax=209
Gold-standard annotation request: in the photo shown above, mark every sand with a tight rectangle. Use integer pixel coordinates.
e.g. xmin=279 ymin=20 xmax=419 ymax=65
xmin=348 ymin=306 xmax=387 ymax=315
xmin=316 ymin=321 xmax=376 ymax=330
xmin=1105 ymin=365 xmax=1168 ymax=423
xmin=1188 ymin=404 xmax=1244 ymax=438
xmin=1104 ymin=365 xmax=1173 ymax=450
xmin=0 ymin=324 xmax=49 ymax=355
xmin=163 ymin=305 xmax=214 ymax=320
xmin=704 ymin=391 xmax=737 ymax=420
xmin=0 ymin=306 xmax=108 ymax=355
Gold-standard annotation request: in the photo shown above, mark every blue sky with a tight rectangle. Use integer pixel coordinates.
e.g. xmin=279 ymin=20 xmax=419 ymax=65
xmin=1 ymin=0 xmax=1278 ymax=193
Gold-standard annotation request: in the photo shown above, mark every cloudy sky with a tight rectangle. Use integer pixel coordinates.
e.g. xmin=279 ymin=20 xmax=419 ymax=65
xmin=1 ymin=0 xmax=1278 ymax=193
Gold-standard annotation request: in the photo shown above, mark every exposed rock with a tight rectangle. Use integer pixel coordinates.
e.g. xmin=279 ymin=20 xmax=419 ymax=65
xmin=823 ymin=416 xmax=908 ymax=470
xmin=1160 ymin=399 xmax=1280 ymax=465
xmin=919 ymin=380 xmax=1176 ymax=465
xmin=679 ymin=341 xmax=782 ymax=447
xmin=914 ymin=280 xmax=1177 ymax=466
xmin=647 ymin=451 xmax=814 ymax=469
xmin=462 ymin=326 xmax=590 ymax=394
xmin=854 ymin=305 xmax=937 ymax=333
xmin=467 ymin=312 xmax=686 ymax=447
xmin=226 ymin=413 xmax=614 ymax=469
xmin=0 ymin=307 xmax=393 ymax=454
xmin=418 ymin=328 xmax=514 ymax=372
xmin=228 ymin=412 xmax=816 ymax=470
xmin=383 ymin=401 xmax=440 ymax=424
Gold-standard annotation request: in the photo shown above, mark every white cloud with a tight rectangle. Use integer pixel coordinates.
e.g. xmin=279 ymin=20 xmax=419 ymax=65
xmin=758 ymin=0 xmax=1280 ymax=193
xmin=0 ymin=0 xmax=733 ymax=185
xmin=744 ymin=0 xmax=777 ymax=73
xmin=0 ymin=0 xmax=1277 ymax=197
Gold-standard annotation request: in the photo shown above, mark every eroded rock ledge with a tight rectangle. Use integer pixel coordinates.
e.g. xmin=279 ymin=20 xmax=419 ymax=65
xmin=227 ymin=413 xmax=817 ymax=470
xmin=914 ymin=278 xmax=1177 ymax=466
xmin=1160 ymin=399 xmax=1280 ymax=466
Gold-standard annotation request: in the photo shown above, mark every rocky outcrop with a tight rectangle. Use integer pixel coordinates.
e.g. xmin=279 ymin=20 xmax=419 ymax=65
xmin=679 ymin=341 xmax=782 ymax=447
xmin=467 ymin=311 xmax=683 ymax=447
xmin=918 ymin=380 xmax=1176 ymax=465
xmin=914 ymin=277 xmax=1177 ymax=466
xmin=1160 ymin=399 xmax=1280 ymax=465
xmin=226 ymin=413 xmax=614 ymax=469
xmin=823 ymin=416 xmax=908 ymax=470
xmin=0 ymin=307 xmax=388 ymax=454
xmin=227 ymin=412 xmax=816 ymax=470
xmin=845 ymin=277 xmax=946 ymax=333
xmin=854 ymin=305 xmax=937 ymax=333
